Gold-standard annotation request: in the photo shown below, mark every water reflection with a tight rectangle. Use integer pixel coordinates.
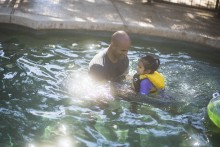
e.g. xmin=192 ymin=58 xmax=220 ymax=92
xmin=28 ymin=124 xmax=76 ymax=147
xmin=64 ymin=72 xmax=114 ymax=102
xmin=0 ymin=34 xmax=220 ymax=146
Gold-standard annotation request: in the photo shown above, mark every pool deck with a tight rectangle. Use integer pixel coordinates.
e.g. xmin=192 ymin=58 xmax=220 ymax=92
xmin=0 ymin=0 xmax=220 ymax=49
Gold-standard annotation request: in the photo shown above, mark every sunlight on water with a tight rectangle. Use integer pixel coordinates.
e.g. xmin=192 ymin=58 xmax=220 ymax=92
xmin=65 ymin=72 xmax=114 ymax=102
xmin=57 ymin=137 xmax=74 ymax=147
xmin=26 ymin=108 xmax=65 ymax=119
xmin=27 ymin=124 xmax=76 ymax=147
xmin=0 ymin=32 xmax=220 ymax=146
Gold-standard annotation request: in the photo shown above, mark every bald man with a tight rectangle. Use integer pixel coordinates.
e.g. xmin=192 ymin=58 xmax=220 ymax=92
xmin=89 ymin=31 xmax=131 ymax=82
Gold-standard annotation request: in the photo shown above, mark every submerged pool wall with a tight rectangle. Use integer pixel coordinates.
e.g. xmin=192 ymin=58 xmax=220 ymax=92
xmin=0 ymin=23 xmax=220 ymax=53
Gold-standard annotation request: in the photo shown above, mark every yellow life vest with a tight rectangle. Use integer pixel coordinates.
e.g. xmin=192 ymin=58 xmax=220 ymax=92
xmin=139 ymin=71 xmax=165 ymax=90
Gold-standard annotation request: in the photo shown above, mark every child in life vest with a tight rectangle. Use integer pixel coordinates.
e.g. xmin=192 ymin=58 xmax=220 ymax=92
xmin=132 ymin=55 xmax=165 ymax=95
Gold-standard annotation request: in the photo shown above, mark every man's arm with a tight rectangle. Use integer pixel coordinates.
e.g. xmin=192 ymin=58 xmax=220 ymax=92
xmin=89 ymin=64 xmax=107 ymax=81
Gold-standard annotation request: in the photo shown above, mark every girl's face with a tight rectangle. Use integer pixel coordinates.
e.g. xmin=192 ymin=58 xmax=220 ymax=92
xmin=136 ymin=61 xmax=145 ymax=74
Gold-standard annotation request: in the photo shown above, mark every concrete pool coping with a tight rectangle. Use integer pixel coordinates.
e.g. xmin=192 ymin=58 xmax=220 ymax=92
xmin=0 ymin=0 xmax=220 ymax=49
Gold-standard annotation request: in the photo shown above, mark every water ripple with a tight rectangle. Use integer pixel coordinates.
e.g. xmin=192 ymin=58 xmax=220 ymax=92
xmin=1 ymin=34 xmax=220 ymax=146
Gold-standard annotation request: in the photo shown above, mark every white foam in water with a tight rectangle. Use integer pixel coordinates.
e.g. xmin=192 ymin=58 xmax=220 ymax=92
xmin=65 ymin=71 xmax=114 ymax=102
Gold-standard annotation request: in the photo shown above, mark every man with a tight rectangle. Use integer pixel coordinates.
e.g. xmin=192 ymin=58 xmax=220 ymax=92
xmin=89 ymin=31 xmax=131 ymax=82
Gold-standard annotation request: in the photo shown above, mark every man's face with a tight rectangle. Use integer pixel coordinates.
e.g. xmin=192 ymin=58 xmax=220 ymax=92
xmin=113 ymin=41 xmax=130 ymax=60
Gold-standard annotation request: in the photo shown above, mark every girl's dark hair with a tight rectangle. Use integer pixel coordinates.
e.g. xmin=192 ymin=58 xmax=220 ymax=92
xmin=140 ymin=55 xmax=160 ymax=74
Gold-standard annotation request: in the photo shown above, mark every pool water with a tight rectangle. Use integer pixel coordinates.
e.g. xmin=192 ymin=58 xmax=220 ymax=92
xmin=0 ymin=30 xmax=220 ymax=147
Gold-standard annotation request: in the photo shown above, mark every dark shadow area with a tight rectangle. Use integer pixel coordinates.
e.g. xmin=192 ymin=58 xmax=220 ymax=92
xmin=0 ymin=0 xmax=24 ymax=8
xmin=117 ymin=0 xmax=218 ymax=10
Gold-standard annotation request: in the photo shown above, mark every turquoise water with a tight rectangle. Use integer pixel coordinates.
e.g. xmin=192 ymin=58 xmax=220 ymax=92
xmin=0 ymin=30 xmax=220 ymax=147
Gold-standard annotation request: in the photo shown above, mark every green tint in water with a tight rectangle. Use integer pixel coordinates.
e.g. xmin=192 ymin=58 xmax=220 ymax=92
xmin=0 ymin=30 xmax=220 ymax=147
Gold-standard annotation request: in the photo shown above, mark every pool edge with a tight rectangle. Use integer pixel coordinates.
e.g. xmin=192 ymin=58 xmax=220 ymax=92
xmin=0 ymin=9 xmax=219 ymax=49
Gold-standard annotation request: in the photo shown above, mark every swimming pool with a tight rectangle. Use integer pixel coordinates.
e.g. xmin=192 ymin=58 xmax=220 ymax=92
xmin=0 ymin=29 xmax=220 ymax=146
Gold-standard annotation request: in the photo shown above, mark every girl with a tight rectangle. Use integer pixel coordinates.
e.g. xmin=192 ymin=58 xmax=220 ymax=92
xmin=132 ymin=55 xmax=165 ymax=95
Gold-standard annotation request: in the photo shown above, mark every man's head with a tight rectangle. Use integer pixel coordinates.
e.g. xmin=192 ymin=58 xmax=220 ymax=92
xmin=109 ymin=31 xmax=131 ymax=60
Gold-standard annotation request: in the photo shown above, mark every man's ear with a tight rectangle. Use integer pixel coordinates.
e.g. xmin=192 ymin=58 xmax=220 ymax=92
xmin=109 ymin=42 xmax=115 ymax=49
